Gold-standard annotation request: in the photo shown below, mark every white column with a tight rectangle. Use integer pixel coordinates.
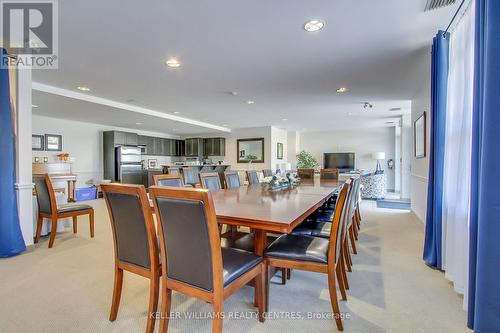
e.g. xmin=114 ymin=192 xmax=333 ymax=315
xmin=401 ymin=114 xmax=412 ymax=199
xmin=14 ymin=66 xmax=33 ymax=246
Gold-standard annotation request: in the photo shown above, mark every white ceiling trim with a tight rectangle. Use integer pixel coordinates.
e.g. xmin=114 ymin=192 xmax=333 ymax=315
xmin=31 ymin=82 xmax=231 ymax=133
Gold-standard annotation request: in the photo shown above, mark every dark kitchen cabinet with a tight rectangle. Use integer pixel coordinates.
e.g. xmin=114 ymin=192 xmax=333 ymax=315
xmin=204 ymin=137 xmax=225 ymax=156
xmin=113 ymin=131 xmax=137 ymax=146
xmin=185 ymin=138 xmax=204 ymax=156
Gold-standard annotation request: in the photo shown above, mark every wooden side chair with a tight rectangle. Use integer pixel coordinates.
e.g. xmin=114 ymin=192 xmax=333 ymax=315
xmin=199 ymin=172 xmax=223 ymax=190
xmin=33 ymin=174 xmax=94 ymax=248
xmin=262 ymin=169 xmax=273 ymax=177
xmin=246 ymin=170 xmax=260 ymax=185
xmin=224 ymin=171 xmax=241 ymax=189
xmin=101 ymin=184 xmax=160 ymax=333
xmin=264 ymin=182 xmax=350 ymax=331
xmin=149 ymin=186 xmax=265 ymax=333
xmin=320 ymin=168 xmax=339 ymax=180
xmin=153 ymin=174 xmax=184 ymax=187
xmin=182 ymin=167 xmax=199 ymax=187
xmin=297 ymin=168 xmax=315 ymax=179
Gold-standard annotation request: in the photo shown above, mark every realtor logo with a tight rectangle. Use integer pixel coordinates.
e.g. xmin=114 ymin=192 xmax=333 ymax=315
xmin=1 ymin=0 xmax=58 ymax=68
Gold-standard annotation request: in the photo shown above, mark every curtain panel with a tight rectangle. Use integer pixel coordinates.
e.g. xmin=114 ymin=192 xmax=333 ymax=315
xmin=423 ymin=31 xmax=449 ymax=269
xmin=0 ymin=48 xmax=26 ymax=257
xmin=467 ymin=0 xmax=500 ymax=331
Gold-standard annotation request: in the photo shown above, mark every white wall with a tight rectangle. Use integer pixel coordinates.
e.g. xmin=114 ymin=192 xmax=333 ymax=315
xmin=401 ymin=114 xmax=412 ymax=199
xmin=287 ymin=131 xmax=300 ymax=169
xmin=32 ymin=115 xmax=179 ymax=186
xmin=299 ymin=127 xmax=396 ymax=190
xmin=410 ymin=54 xmax=431 ymax=222
xmin=271 ymin=127 xmax=288 ymax=171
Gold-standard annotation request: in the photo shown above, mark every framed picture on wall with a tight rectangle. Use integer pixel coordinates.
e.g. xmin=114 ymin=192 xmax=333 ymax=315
xmin=148 ymin=159 xmax=158 ymax=169
xmin=32 ymin=135 xmax=44 ymax=151
xmin=414 ymin=112 xmax=426 ymax=159
xmin=277 ymin=142 xmax=283 ymax=160
xmin=45 ymin=134 xmax=63 ymax=151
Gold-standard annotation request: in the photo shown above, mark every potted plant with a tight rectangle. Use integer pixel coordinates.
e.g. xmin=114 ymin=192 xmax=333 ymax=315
xmin=296 ymin=150 xmax=319 ymax=169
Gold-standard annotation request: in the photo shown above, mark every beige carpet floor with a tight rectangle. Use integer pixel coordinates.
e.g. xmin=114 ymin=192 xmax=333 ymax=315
xmin=0 ymin=199 xmax=469 ymax=333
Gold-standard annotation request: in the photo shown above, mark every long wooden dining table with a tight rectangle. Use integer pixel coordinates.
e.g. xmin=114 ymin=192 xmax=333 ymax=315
xmin=210 ymin=178 xmax=340 ymax=256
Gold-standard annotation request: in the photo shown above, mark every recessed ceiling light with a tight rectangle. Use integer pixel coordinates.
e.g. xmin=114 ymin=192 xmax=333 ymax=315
xmin=336 ymin=87 xmax=348 ymax=93
xmin=172 ymin=128 xmax=179 ymax=131
xmin=32 ymin=104 xmax=38 ymax=108
xmin=303 ymin=19 xmax=325 ymax=32
xmin=77 ymin=86 xmax=90 ymax=91
xmin=246 ymin=100 xmax=255 ymax=105
xmin=282 ymin=118 xmax=288 ymax=121
xmin=135 ymin=122 xmax=142 ymax=125
xmin=173 ymin=111 xmax=180 ymax=114
xmin=165 ymin=58 xmax=181 ymax=68
xmin=222 ymin=124 xmax=228 ymax=127
xmin=348 ymin=112 xmax=354 ymax=116
xmin=230 ymin=91 xmax=238 ymax=96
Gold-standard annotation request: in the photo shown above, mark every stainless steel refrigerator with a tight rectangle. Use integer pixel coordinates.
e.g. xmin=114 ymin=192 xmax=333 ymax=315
xmin=115 ymin=146 xmax=143 ymax=184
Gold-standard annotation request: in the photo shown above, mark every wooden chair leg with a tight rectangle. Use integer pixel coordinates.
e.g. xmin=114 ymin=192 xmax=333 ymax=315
xmin=34 ymin=216 xmax=43 ymax=244
xmin=281 ymin=268 xmax=287 ymax=285
xmin=344 ymin=242 xmax=352 ymax=272
xmin=145 ymin=274 xmax=160 ymax=333
xmin=353 ymin=220 xmax=359 ymax=240
xmin=336 ymin=265 xmax=347 ymax=301
xmin=72 ymin=216 xmax=78 ymax=233
xmin=339 ymin=253 xmax=349 ymax=290
xmin=212 ymin=297 xmax=224 ymax=333
xmin=287 ymin=268 xmax=291 ymax=280
xmin=255 ymin=265 xmax=265 ymax=322
xmin=264 ymin=264 xmax=269 ymax=312
xmin=89 ymin=210 xmax=95 ymax=238
xmin=109 ymin=268 xmax=124 ymax=321
xmin=159 ymin=280 xmax=172 ymax=333
xmin=349 ymin=226 xmax=357 ymax=254
xmin=327 ymin=269 xmax=344 ymax=331
xmin=48 ymin=217 xmax=58 ymax=248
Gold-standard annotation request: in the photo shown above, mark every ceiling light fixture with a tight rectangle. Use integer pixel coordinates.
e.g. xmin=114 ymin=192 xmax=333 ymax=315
xmin=135 ymin=122 xmax=142 ymax=125
xmin=282 ymin=118 xmax=288 ymax=121
xmin=222 ymin=124 xmax=228 ymax=127
xmin=230 ymin=91 xmax=238 ymax=96
xmin=172 ymin=128 xmax=179 ymax=131
xmin=32 ymin=104 xmax=38 ymax=108
xmin=363 ymin=102 xmax=373 ymax=109
xmin=165 ymin=58 xmax=181 ymax=68
xmin=173 ymin=111 xmax=180 ymax=114
xmin=246 ymin=100 xmax=255 ymax=105
xmin=303 ymin=19 xmax=325 ymax=32
xmin=77 ymin=86 xmax=90 ymax=91
xmin=336 ymin=87 xmax=348 ymax=93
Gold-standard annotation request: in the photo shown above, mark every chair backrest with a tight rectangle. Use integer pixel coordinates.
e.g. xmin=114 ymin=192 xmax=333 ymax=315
xmin=320 ymin=168 xmax=339 ymax=180
xmin=168 ymin=168 xmax=180 ymax=175
xmin=262 ymin=169 xmax=273 ymax=178
xmin=182 ymin=167 xmax=199 ymax=186
xmin=154 ymin=174 xmax=184 ymax=187
xmin=200 ymin=165 xmax=215 ymax=173
xmin=150 ymin=187 xmax=222 ymax=292
xmin=199 ymin=172 xmax=222 ymax=190
xmin=33 ymin=174 xmax=57 ymax=215
xmin=246 ymin=170 xmax=260 ymax=185
xmin=101 ymin=184 xmax=159 ymax=271
xmin=297 ymin=168 xmax=315 ymax=179
xmin=224 ymin=171 xmax=241 ymax=189
xmin=328 ymin=179 xmax=352 ymax=265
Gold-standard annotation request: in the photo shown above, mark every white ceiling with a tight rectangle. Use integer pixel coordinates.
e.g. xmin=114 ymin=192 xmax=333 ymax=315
xmin=32 ymin=0 xmax=457 ymax=134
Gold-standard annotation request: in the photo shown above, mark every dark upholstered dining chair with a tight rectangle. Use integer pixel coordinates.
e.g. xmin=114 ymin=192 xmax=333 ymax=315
xmin=101 ymin=184 xmax=160 ymax=333
xmin=297 ymin=168 xmax=315 ymax=179
xmin=246 ymin=170 xmax=260 ymax=185
xmin=262 ymin=169 xmax=273 ymax=177
xmin=149 ymin=186 xmax=265 ymax=333
xmin=264 ymin=181 xmax=350 ymax=331
xmin=320 ymin=168 xmax=339 ymax=180
xmin=224 ymin=171 xmax=241 ymax=189
xmin=199 ymin=172 xmax=222 ymax=190
xmin=182 ymin=167 xmax=199 ymax=187
xmin=33 ymin=174 xmax=94 ymax=248
xmin=153 ymin=174 xmax=184 ymax=187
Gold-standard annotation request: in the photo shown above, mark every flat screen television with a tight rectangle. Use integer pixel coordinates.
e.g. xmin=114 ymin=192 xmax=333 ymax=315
xmin=324 ymin=153 xmax=355 ymax=171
